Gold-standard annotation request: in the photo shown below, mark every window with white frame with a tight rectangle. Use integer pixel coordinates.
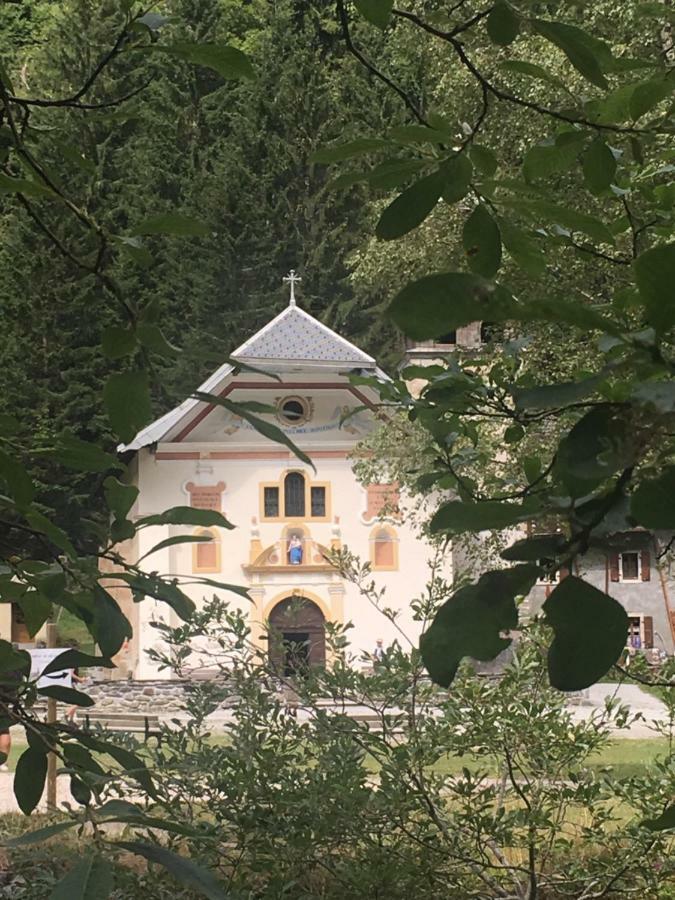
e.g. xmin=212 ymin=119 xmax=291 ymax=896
xmin=619 ymin=551 xmax=640 ymax=582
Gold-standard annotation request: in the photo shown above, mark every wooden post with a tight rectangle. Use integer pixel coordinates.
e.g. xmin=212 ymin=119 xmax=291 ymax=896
xmin=45 ymin=622 xmax=57 ymax=810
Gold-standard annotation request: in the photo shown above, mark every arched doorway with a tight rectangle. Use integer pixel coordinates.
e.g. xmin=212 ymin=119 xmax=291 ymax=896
xmin=268 ymin=596 xmax=326 ymax=675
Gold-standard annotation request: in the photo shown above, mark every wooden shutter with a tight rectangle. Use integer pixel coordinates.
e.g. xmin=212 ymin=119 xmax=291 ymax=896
xmin=643 ymin=616 xmax=654 ymax=649
xmin=609 ymin=553 xmax=620 ymax=582
xmin=640 ymin=549 xmax=651 ymax=581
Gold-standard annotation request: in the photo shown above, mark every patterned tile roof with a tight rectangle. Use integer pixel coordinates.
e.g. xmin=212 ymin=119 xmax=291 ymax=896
xmin=231 ymin=305 xmax=375 ymax=365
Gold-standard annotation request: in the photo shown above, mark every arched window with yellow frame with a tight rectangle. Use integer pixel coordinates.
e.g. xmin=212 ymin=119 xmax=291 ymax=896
xmin=192 ymin=528 xmax=221 ymax=573
xmin=370 ymin=526 xmax=398 ymax=571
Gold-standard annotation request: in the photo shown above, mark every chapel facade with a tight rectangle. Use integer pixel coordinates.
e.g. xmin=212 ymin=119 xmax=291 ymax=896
xmin=111 ymin=281 xmax=437 ymax=679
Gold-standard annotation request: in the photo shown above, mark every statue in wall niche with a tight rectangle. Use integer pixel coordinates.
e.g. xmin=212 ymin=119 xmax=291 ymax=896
xmin=288 ymin=534 xmax=303 ymax=565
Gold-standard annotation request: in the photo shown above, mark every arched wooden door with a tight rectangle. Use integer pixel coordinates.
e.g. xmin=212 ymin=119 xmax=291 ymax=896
xmin=268 ymin=596 xmax=326 ymax=676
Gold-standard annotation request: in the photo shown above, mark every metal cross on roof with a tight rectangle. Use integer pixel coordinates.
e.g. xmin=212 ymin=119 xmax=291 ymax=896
xmin=283 ymin=269 xmax=302 ymax=306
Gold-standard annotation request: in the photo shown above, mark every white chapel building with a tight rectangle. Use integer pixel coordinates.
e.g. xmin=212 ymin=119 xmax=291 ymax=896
xmin=115 ymin=278 xmax=438 ymax=679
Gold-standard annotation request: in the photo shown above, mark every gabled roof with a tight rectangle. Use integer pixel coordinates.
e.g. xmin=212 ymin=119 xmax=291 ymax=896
xmin=231 ymin=304 xmax=375 ymax=366
xmin=120 ymin=301 xmax=379 ymax=453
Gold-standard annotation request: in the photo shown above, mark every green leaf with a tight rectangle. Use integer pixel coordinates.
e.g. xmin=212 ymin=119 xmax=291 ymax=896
xmin=487 ymin=2 xmax=520 ymax=46
xmin=522 ymin=137 xmax=583 ymax=182
xmin=115 ymin=572 xmax=195 ymax=621
xmin=115 ymin=841 xmax=227 ymax=899
xmin=375 ymin=171 xmax=444 ymax=240
xmin=38 ymin=685 xmax=94 ymax=706
xmin=0 ymin=640 xmax=31 ymax=675
xmin=440 ymin=154 xmax=473 ymax=203
xmin=130 ymin=213 xmax=209 ymax=237
xmin=104 ymin=476 xmax=138 ymax=521
xmin=500 ymin=222 xmax=546 ymax=276
xmin=137 ymin=506 xmax=233 ymax=529
xmin=49 ymin=854 xmax=113 ymax=900
xmin=513 ymin=372 xmax=605 ymax=409
xmin=353 ymin=0 xmax=393 ymax=29
xmin=388 ymin=273 xmax=511 ymax=340
xmin=102 ymin=326 xmax=137 ymax=359
xmin=462 ymin=204 xmax=502 ymax=277
xmin=79 ymin=735 xmax=155 ymax=797
xmin=368 ymin=158 xmax=427 ymax=190
xmin=49 ymin=434 xmax=121 ymax=473
xmin=501 ymin=534 xmax=566 ymax=562
xmin=192 ymin=392 xmax=315 ymax=470
xmin=40 ymin=650 xmax=114 ymax=677
xmin=629 ymin=77 xmax=674 ymax=120
xmin=185 ymin=575 xmax=251 ymax=600
xmin=420 ymin=566 xmax=539 ymax=687
xmin=113 ymin=236 xmax=154 ymax=269
xmin=25 ymin=510 xmax=76 ymax=558
xmin=469 ymin=145 xmax=498 ymax=177
xmin=582 ymin=138 xmax=616 ymax=194
xmin=634 ymin=242 xmax=675 ymax=333
xmin=92 ymin=585 xmax=132 ymax=657
xmin=310 ymin=138 xmax=390 ymax=164
xmin=163 ymin=42 xmax=254 ymax=80
xmin=0 ymin=449 xmax=35 ymax=507
xmin=0 ymin=172 xmax=53 ymax=199
xmin=17 ymin=592 xmax=52 ymax=637
xmin=630 ymin=467 xmax=675 ymax=529
xmin=104 ymin=370 xmax=152 ymax=443
xmin=642 ymin=804 xmax=675 ymax=831
xmin=136 ymin=324 xmax=180 ymax=357
xmin=430 ymin=499 xmax=537 ymax=535
xmin=533 ymin=19 xmax=609 ymax=89
xmin=498 ymin=59 xmax=566 ymax=90
xmin=3 ymin=821 xmax=78 ymax=847
xmin=14 ymin=746 xmax=47 ymax=814
xmin=503 ymin=199 xmax=614 ymax=244
xmin=544 ymin=576 xmax=628 ymax=690
xmin=556 ymin=405 xmax=631 ymax=495
xmin=137 ymin=534 xmax=213 ymax=563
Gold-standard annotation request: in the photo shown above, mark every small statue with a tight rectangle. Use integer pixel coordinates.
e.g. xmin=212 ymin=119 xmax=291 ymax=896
xmin=288 ymin=534 xmax=303 ymax=565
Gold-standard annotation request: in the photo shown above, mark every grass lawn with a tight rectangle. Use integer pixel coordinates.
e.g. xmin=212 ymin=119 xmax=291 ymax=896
xmin=1 ymin=729 xmax=671 ymax=780
xmin=370 ymin=737 xmax=672 ymax=779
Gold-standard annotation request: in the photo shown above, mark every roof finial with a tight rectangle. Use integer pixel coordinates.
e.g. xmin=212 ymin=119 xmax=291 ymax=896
xmin=283 ymin=269 xmax=301 ymax=306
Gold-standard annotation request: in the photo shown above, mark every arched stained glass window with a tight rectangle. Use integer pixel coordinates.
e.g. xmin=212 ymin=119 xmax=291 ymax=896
xmin=284 ymin=472 xmax=306 ymax=517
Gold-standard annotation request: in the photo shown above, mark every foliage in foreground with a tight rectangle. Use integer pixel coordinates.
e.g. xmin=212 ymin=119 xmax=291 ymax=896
xmin=8 ymin=593 xmax=674 ymax=899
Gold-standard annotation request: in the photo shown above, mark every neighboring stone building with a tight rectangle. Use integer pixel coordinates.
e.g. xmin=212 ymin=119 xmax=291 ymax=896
xmin=524 ymin=530 xmax=675 ymax=655
xmin=410 ymin=332 xmax=675 ymax=657
xmin=112 ymin=280 xmax=443 ymax=679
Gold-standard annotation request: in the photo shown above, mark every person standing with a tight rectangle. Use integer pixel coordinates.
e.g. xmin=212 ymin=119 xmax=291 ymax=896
xmin=372 ymin=638 xmax=385 ymax=670
xmin=65 ymin=667 xmax=86 ymax=724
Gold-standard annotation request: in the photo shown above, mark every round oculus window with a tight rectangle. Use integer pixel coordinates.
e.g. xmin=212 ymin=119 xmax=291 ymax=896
xmin=278 ymin=396 xmax=310 ymax=425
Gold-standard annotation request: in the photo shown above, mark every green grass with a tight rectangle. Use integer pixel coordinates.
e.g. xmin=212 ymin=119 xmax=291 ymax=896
xmin=0 ymin=730 xmax=671 ymax=781
xmin=421 ymin=737 xmax=671 ymax=779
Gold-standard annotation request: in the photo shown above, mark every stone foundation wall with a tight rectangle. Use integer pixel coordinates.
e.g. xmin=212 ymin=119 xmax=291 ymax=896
xmin=86 ymin=680 xmax=195 ymax=712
